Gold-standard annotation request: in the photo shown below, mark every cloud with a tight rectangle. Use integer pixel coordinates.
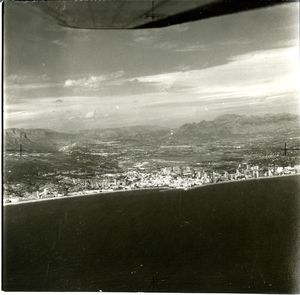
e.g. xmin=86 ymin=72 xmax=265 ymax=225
xmin=5 ymin=73 xmax=58 ymax=91
xmin=5 ymin=81 xmax=61 ymax=90
xmin=273 ymin=38 xmax=299 ymax=48
xmin=129 ymin=46 xmax=299 ymax=99
xmin=170 ymin=23 xmax=190 ymax=32
xmin=64 ymin=76 xmax=105 ymax=88
xmin=133 ymin=35 xmax=157 ymax=45
xmin=217 ymin=39 xmax=254 ymax=46
xmin=6 ymin=74 xmax=27 ymax=83
xmin=64 ymin=71 xmax=125 ymax=88
xmin=175 ymin=43 xmax=211 ymax=52
xmin=5 ymin=44 xmax=299 ymax=130
xmin=132 ymin=30 xmax=159 ymax=44
xmin=51 ymin=39 xmax=67 ymax=48
xmin=85 ymin=111 xmax=95 ymax=119
xmin=4 ymin=83 xmax=61 ymax=90
xmin=132 ymin=29 xmax=209 ymax=52
xmin=135 ymin=41 xmax=211 ymax=53
xmin=132 ymin=33 xmax=177 ymax=51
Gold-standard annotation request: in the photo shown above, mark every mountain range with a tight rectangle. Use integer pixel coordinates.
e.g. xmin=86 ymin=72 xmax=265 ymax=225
xmin=4 ymin=113 xmax=300 ymax=152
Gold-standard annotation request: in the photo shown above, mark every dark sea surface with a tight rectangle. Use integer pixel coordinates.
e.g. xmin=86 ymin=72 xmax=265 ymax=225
xmin=3 ymin=176 xmax=300 ymax=292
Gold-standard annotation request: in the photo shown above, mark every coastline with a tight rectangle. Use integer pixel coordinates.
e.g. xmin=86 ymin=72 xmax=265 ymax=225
xmin=3 ymin=186 xmax=169 ymax=207
xmin=4 ymin=173 xmax=300 ymax=207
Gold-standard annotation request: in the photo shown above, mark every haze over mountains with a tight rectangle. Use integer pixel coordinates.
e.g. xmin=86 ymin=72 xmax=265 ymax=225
xmin=5 ymin=113 xmax=300 ymax=152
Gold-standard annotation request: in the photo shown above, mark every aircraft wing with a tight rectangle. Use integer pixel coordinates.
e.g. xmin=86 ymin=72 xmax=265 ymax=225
xmin=18 ymin=0 xmax=298 ymax=30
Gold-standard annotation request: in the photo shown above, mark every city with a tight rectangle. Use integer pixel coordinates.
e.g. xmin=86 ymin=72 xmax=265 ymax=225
xmin=4 ymin=162 xmax=300 ymax=204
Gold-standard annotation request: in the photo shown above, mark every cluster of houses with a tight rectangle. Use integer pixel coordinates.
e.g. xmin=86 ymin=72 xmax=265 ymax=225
xmin=4 ymin=163 xmax=300 ymax=204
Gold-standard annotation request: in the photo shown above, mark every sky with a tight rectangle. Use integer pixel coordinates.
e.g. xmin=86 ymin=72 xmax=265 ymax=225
xmin=4 ymin=1 xmax=299 ymax=131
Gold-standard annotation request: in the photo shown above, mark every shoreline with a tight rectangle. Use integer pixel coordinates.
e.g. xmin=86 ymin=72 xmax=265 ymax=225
xmin=4 ymin=173 xmax=300 ymax=207
xmin=3 ymin=186 xmax=168 ymax=206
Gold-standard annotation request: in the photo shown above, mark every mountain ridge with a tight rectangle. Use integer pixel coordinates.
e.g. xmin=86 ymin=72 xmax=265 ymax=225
xmin=5 ymin=113 xmax=300 ymax=152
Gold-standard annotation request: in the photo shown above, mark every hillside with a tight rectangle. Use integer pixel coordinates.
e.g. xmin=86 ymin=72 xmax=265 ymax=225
xmin=4 ymin=128 xmax=76 ymax=152
xmin=3 ymin=175 xmax=300 ymax=292
xmin=77 ymin=125 xmax=170 ymax=145
xmin=4 ymin=113 xmax=300 ymax=151
xmin=171 ymin=113 xmax=300 ymax=143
